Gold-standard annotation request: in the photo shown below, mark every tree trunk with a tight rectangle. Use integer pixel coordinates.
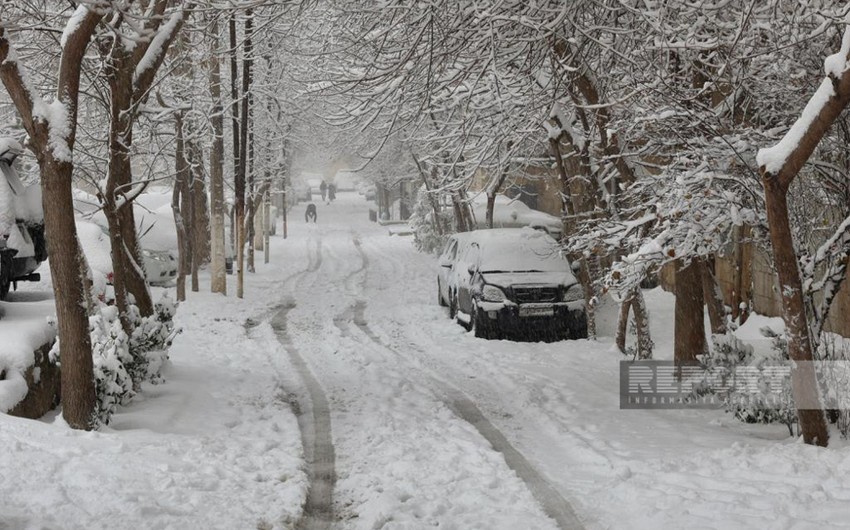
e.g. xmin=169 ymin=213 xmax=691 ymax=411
xmin=674 ymin=259 xmax=706 ymax=365
xmin=182 ymin=139 xmax=196 ymax=294
xmin=485 ymin=194 xmax=496 ymax=229
xmin=2 ymin=12 xmax=105 ymax=429
xmin=632 ymin=288 xmax=653 ymax=359
xmin=451 ymin=192 xmax=468 ymax=232
xmin=701 ymin=256 xmax=728 ymax=335
xmin=229 ymin=14 xmax=245 ymax=298
xmin=103 ymin=43 xmax=153 ymax=319
xmin=187 ymin=142 xmax=203 ymax=293
xmin=208 ymin=18 xmax=227 ymax=295
xmin=764 ymin=179 xmax=829 ymax=446
xmin=44 ymin=158 xmax=96 ymax=430
xmin=190 ymin=141 xmax=210 ymax=266
xmin=578 ymin=257 xmax=598 ymax=340
xmin=172 ymin=115 xmax=190 ymax=302
xmin=615 ymin=293 xmax=633 ymax=354
xmin=264 ymin=191 xmax=270 ymax=264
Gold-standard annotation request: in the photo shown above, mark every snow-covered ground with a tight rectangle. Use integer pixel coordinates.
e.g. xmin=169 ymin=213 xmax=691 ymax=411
xmin=3 ymin=191 xmax=850 ymax=529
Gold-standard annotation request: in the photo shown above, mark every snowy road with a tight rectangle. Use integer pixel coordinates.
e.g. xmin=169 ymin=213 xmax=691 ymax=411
xmin=266 ymin=193 xmax=850 ymax=530
xmin=4 ymin=192 xmax=850 ymax=530
xmin=263 ymin=195 xmax=574 ymax=529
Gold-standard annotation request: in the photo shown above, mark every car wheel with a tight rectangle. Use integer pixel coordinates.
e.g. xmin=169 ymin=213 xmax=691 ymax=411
xmin=471 ymin=305 xmax=491 ymax=339
xmin=568 ymin=311 xmax=589 ymax=340
xmin=0 ymin=251 xmax=13 ymax=301
xmin=437 ymin=279 xmax=447 ymax=307
xmin=448 ymin=292 xmax=458 ymax=320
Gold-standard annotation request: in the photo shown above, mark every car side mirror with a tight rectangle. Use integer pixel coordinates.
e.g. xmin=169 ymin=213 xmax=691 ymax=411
xmin=467 ymin=264 xmax=476 ymax=275
xmin=571 ymin=261 xmax=581 ymax=274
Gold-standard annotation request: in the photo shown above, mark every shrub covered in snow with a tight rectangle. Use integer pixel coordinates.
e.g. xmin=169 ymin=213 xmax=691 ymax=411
xmin=698 ymin=331 xmax=796 ymax=435
xmin=410 ymin=185 xmax=452 ymax=254
xmin=89 ymin=305 xmax=135 ymax=426
xmin=127 ymin=293 xmax=178 ymax=385
xmin=50 ymin=293 xmax=178 ymax=427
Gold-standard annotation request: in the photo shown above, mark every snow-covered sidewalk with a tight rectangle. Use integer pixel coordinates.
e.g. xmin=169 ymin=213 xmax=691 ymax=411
xmin=0 ymin=264 xmax=309 ymax=529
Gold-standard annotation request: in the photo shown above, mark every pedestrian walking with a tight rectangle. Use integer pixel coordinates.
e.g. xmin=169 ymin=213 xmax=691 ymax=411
xmin=328 ymin=182 xmax=336 ymax=203
xmin=320 ymin=180 xmax=327 ymax=202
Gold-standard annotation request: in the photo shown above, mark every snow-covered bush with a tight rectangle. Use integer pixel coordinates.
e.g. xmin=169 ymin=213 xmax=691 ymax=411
xmin=127 ymin=293 xmax=178 ymax=385
xmin=699 ymin=331 xmax=796 ymax=435
xmin=817 ymin=335 xmax=850 ymax=438
xmin=50 ymin=293 xmax=178 ymax=427
xmin=410 ymin=185 xmax=452 ymax=254
xmin=89 ymin=305 xmax=135 ymax=426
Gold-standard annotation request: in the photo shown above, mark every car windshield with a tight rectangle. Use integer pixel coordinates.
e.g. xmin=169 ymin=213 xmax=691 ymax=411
xmin=477 ymin=235 xmax=570 ymax=273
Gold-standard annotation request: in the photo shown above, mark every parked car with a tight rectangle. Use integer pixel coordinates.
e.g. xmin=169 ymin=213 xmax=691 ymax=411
xmin=440 ymin=228 xmax=586 ymax=341
xmin=0 ymin=138 xmax=47 ymax=300
xmin=437 ymin=232 xmax=475 ymax=312
xmin=470 ymin=194 xmax=562 ymax=239
xmin=77 ymin=220 xmax=178 ymax=295
xmin=141 ymin=248 xmax=178 ymax=286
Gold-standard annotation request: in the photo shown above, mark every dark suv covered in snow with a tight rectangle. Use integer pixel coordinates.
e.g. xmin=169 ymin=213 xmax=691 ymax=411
xmin=447 ymin=228 xmax=587 ymax=341
xmin=0 ymin=138 xmax=48 ymax=299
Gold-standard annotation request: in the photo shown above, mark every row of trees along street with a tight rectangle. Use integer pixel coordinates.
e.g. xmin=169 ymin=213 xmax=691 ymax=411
xmin=2 ymin=1 xmax=850 ymax=447
xmin=308 ymin=1 xmax=850 ymax=447
xmin=0 ymin=1 xmax=304 ymax=429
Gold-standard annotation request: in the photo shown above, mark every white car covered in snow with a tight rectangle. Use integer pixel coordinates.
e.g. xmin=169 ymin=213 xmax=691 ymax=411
xmin=0 ymin=138 xmax=48 ymax=299
xmin=470 ymin=194 xmax=562 ymax=239
xmin=76 ymin=219 xmax=178 ymax=296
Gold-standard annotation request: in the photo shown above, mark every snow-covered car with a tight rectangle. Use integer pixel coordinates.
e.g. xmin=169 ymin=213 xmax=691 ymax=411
xmin=436 ymin=231 xmax=476 ymax=314
xmin=77 ymin=219 xmax=178 ymax=293
xmin=450 ymin=228 xmax=586 ymax=340
xmin=141 ymin=248 xmax=178 ymax=286
xmin=0 ymin=138 xmax=47 ymax=299
xmin=470 ymin=194 xmax=562 ymax=239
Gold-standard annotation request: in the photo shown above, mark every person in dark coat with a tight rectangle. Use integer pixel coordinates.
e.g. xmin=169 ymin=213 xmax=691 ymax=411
xmin=319 ymin=180 xmax=327 ymax=202
xmin=305 ymin=203 xmax=317 ymax=222
xmin=328 ymin=182 xmax=336 ymax=203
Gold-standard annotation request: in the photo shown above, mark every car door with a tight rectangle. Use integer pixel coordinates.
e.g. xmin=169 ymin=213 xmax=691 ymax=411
xmin=455 ymin=243 xmax=480 ymax=316
xmin=437 ymin=238 xmax=458 ymax=302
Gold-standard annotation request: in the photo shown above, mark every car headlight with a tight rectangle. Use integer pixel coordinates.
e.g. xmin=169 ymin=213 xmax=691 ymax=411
xmin=563 ymin=284 xmax=583 ymax=302
xmin=481 ymin=284 xmax=505 ymax=302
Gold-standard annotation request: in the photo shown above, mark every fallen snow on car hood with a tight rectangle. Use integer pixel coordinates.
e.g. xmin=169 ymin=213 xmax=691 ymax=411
xmin=481 ymin=271 xmax=577 ymax=289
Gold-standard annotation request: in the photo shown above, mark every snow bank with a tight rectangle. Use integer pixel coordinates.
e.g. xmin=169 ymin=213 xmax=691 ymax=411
xmin=0 ymin=300 xmax=57 ymax=412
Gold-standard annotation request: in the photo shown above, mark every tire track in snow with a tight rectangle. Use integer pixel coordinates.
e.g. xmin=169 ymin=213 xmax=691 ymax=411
xmin=346 ymin=232 xmax=586 ymax=530
xmin=264 ymin=230 xmax=337 ymax=530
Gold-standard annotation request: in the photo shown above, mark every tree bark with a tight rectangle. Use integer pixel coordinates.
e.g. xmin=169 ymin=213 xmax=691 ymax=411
xmin=103 ymin=45 xmax=137 ymax=334
xmin=1 ymin=13 xmax=103 ymax=430
xmin=616 ymin=293 xmax=632 ymax=354
xmin=172 ymin=114 xmax=190 ymax=302
xmin=208 ymin=16 xmax=227 ymax=295
xmin=229 ymin=14 xmax=245 ymax=298
xmin=764 ymin=179 xmax=829 ymax=446
xmin=701 ymin=256 xmax=728 ymax=335
xmin=44 ymin=158 xmax=97 ymax=429
xmin=632 ymin=288 xmax=653 ymax=359
xmin=754 ymin=32 xmax=850 ymax=446
xmin=674 ymin=259 xmax=706 ymax=365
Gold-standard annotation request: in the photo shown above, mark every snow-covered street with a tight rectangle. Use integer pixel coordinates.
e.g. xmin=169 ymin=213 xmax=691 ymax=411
xmin=3 ymin=192 xmax=850 ymax=529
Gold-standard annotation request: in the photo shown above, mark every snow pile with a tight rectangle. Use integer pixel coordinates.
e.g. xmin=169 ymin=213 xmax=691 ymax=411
xmin=0 ymin=300 xmax=57 ymax=412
